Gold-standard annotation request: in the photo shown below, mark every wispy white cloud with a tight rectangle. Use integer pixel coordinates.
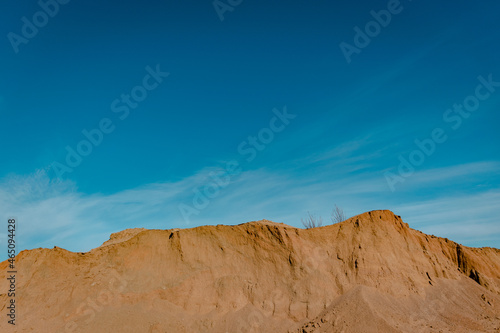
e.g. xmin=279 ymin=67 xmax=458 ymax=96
xmin=401 ymin=161 xmax=500 ymax=187
xmin=0 ymin=170 xmax=194 ymax=256
xmin=0 ymin=150 xmax=499 ymax=261
xmin=393 ymin=190 xmax=500 ymax=246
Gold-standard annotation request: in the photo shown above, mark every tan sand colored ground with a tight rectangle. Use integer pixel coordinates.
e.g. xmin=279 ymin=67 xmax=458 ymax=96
xmin=1 ymin=210 xmax=499 ymax=332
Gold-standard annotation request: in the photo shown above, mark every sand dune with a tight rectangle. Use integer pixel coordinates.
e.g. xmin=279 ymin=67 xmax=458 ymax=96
xmin=1 ymin=210 xmax=499 ymax=332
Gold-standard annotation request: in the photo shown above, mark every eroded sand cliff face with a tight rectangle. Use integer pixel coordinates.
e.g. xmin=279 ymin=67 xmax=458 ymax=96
xmin=1 ymin=210 xmax=499 ymax=332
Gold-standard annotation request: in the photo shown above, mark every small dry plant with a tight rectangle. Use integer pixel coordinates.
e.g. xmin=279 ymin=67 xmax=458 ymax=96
xmin=331 ymin=205 xmax=346 ymax=224
xmin=301 ymin=211 xmax=323 ymax=229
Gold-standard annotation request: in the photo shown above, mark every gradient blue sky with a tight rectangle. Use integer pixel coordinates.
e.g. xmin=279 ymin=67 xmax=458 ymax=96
xmin=1 ymin=0 xmax=499 ymax=259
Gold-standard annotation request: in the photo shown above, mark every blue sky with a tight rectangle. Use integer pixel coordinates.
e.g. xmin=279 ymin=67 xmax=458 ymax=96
xmin=1 ymin=0 xmax=499 ymax=259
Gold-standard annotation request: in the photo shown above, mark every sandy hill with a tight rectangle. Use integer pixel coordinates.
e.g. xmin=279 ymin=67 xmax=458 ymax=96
xmin=1 ymin=210 xmax=500 ymax=332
